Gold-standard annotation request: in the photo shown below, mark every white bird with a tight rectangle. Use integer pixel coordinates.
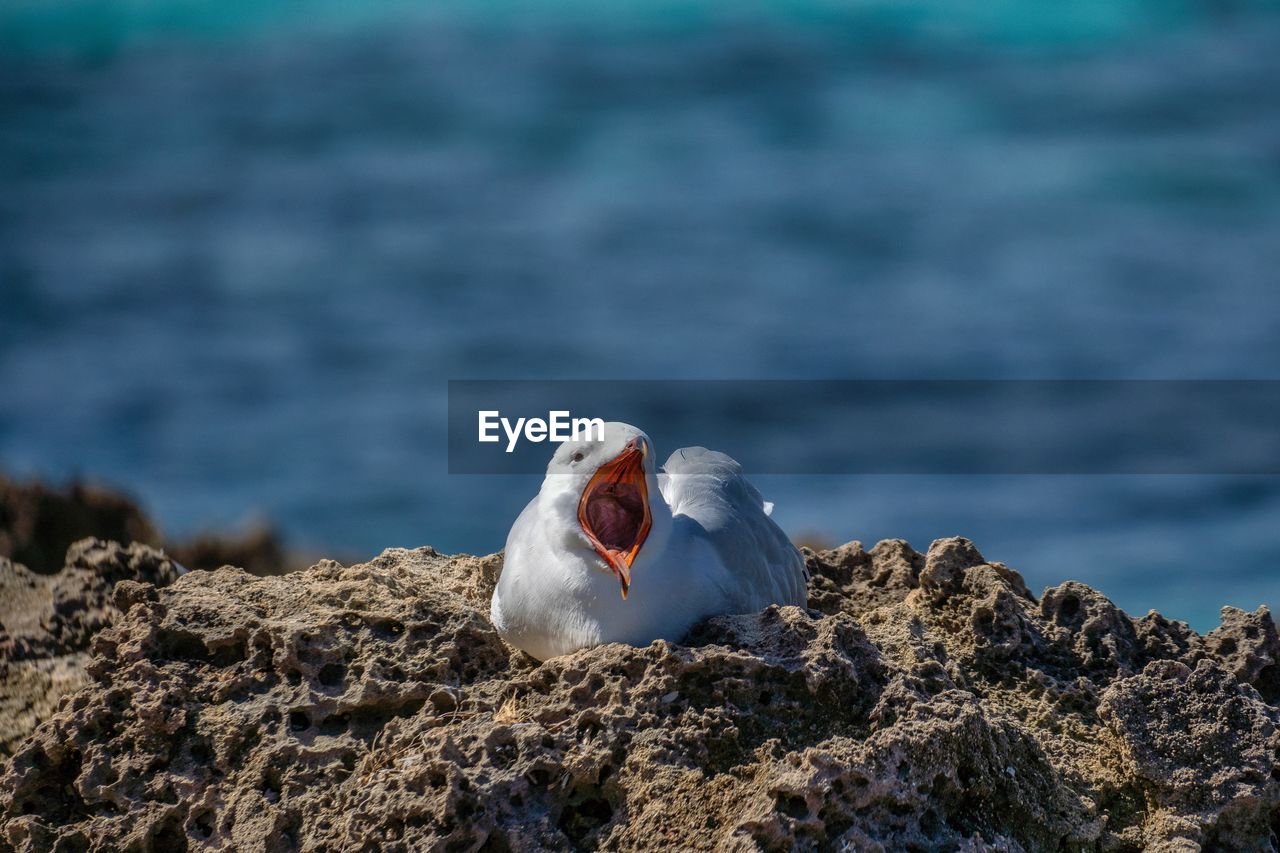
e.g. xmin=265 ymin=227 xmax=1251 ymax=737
xmin=490 ymin=422 xmax=807 ymax=660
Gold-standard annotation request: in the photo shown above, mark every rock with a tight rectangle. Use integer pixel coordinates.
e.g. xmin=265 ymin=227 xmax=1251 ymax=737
xmin=918 ymin=536 xmax=989 ymax=602
xmin=1206 ymin=605 xmax=1280 ymax=704
xmin=0 ymin=540 xmax=182 ymax=755
xmin=0 ymin=476 xmax=158 ymax=575
xmin=1 ymin=537 xmax=1277 ymax=851
xmin=0 ymin=474 xmax=298 ymax=577
xmin=1098 ymin=659 xmax=1280 ymax=849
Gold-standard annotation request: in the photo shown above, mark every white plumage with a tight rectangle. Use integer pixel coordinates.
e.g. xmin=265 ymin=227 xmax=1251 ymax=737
xmin=490 ymin=422 xmax=807 ymax=660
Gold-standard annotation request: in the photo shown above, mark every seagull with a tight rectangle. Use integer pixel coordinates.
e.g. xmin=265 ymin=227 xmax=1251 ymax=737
xmin=490 ymin=421 xmax=807 ymax=660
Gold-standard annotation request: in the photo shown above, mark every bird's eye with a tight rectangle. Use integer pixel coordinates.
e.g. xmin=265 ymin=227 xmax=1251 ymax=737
xmin=571 ymin=451 xmax=584 ymax=463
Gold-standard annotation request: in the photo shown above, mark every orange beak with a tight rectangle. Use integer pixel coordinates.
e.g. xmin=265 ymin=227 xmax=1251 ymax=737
xmin=577 ymin=438 xmax=652 ymax=599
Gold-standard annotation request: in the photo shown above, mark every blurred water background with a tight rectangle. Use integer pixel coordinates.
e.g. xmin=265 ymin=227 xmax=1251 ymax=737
xmin=2 ymin=0 xmax=1279 ymax=630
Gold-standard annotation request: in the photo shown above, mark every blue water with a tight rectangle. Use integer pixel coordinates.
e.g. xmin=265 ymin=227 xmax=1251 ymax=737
xmin=2 ymin=1 xmax=1279 ymax=630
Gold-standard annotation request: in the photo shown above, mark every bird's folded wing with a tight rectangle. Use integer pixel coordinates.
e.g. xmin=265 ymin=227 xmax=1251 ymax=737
xmin=659 ymin=446 xmax=808 ymax=609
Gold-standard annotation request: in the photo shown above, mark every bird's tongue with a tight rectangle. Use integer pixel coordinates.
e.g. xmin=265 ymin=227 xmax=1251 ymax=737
xmin=604 ymin=550 xmax=632 ymax=597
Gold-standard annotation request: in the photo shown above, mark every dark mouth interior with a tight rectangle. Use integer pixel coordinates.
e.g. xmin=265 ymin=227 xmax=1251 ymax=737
xmin=585 ymin=481 xmax=644 ymax=550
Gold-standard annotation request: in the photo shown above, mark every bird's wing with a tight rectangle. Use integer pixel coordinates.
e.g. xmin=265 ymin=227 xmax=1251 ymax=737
xmin=659 ymin=446 xmax=808 ymax=610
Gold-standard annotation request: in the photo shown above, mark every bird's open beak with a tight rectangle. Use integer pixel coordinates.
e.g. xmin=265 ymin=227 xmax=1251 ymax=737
xmin=577 ymin=437 xmax=651 ymax=599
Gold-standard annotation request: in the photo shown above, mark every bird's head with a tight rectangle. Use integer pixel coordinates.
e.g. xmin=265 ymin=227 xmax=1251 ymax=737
xmin=543 ymin=421 xmax=661 ymax=599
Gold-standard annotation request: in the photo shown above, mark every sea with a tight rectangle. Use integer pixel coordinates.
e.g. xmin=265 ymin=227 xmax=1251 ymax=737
xmin=2 ymin=0 xmax=1279 ymax=631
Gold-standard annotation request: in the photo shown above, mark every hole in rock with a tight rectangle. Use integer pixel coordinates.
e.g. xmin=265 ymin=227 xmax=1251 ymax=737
xmin=159 ymin=630 xmax=209 ymax=663
xmin=262 ymin=769 xmax=282 ymax=801
xmin=526 ymin=768 xmax=553 ymax=787
xmin=820 ymin=801 xmax=853 ymax=839
xmin=23 ymin=750 xmax=85 ymax=823
xmin=320 ymin=714 xmax=349 ymax=736
xmin=488 ymin=744 xmax=516 ymax=770
xmin=189 ymin=739 xmax=214 ymax=765
xmin=558 ymin=794 xmax=614 ymax=843
xmin=348 ymin=698 xmax=426 ymax=732
xmin=281 ymin=811 xmax=301 ymax=848
xmin=153 ymin=816 xmax=189 ymax=852
xmin=253 ymin=638 xmax=274 ymax=670
xmin=210 ymin=639 xmax=248 ymax=667
xmin=318 ymin=664 xmax=345 ymax=687
xmin=373 ymin=619 xmax=405 ymax=639
xmin=289 ymin=711 xmax=311 ymax=732
xmin=777 ymin=793 xmax=809 ymax=819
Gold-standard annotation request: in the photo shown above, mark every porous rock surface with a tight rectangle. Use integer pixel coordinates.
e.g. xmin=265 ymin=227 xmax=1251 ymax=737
xmin=2 ymin=537 xmax=1278 ymax=851
xmin=0 ymin=540 xmax=183 ymax=756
